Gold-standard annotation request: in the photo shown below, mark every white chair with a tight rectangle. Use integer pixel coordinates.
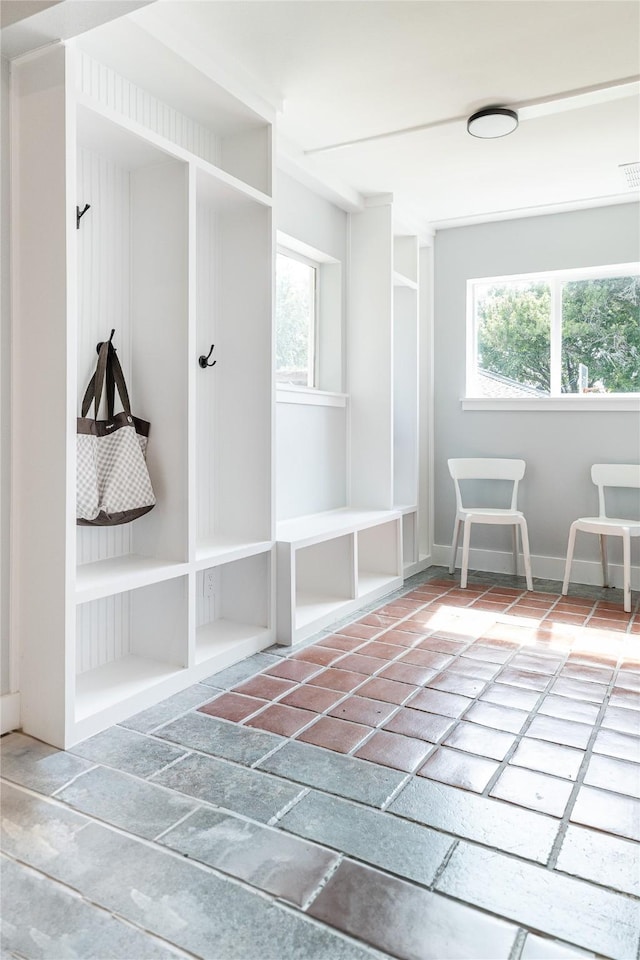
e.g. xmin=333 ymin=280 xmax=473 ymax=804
xmin=562 ymin=464 xmax=640 ymax=613
xmin=448 ymin=458 xmax=533 ymax=590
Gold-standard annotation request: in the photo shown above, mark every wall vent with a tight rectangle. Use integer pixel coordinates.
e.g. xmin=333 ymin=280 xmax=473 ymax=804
xmin=619 ymin=162 xmax=640 ymax=189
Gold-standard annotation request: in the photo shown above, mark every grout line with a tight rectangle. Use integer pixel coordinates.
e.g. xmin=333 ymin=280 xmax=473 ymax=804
xmin=152 ymin=804 xmax=202 ymax=843
xmin=299 ymin=852 xmax=344 ymax=912
xmin=429 ymin=838 xmax=459 ymax=891
xmin=49 ymin=762 xmax=102 ymax=797
xmin=508 ymin=928 xmax=528 ymax=960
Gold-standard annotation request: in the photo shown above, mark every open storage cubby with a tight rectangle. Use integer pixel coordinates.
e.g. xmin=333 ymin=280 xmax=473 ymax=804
xmin=194 ymin=166 xmax=273 ymax=563
xmin=357 ymin=519 xmax=402 ymax=597
xmin=402 ymin=510 xmax=418 ymax=571
xmin=75 ymin=104 xmax=190 ymax=594
xmin=75 ymin=576 xmax=189 ymax=738
xmin=295 ymin=535 xmax=355 ymax=631
xmin=195 ymin=551 xmax=273 ymax=669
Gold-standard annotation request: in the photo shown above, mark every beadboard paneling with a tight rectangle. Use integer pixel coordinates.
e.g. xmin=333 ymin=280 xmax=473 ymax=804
xmin=76 ymin=593 xmax=130 ymax=674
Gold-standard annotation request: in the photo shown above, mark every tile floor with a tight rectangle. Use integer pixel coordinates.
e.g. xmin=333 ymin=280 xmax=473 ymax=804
xmin=1 ymin=568 xmax=639 ymax=960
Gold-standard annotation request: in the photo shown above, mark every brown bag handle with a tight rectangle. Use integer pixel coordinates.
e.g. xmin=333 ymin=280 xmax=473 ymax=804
xmin=81 ymin=331 xmax=132 ymax=420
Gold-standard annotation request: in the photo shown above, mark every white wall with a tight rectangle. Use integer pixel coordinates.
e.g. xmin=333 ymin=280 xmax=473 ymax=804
xmin=1 ymin=57 xmax=11 ymax=695
xmin=275 ymin=171 xmax=349 ymax=521
xmin=433 ymin=203 xmax=640 ymax=584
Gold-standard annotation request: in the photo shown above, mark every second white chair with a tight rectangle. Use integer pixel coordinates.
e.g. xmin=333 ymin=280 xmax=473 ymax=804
xmin=448 ymin=458 xmax=533 ymax=590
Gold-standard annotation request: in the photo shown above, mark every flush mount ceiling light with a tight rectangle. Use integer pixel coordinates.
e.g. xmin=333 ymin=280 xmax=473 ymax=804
xmin=467 ymin=107 xmax=519 ymax=139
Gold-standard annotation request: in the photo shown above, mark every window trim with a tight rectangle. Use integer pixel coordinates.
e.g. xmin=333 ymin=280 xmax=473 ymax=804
xmin=275 ymin=246 xmax=318 ymax=389
xmin=466 ymin=261 xmax=640 ymax=403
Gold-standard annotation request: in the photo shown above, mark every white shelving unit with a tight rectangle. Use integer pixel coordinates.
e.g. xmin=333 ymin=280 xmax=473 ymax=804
xmin=276 ymin=509 xmax=402 ymax=645
xmin=11 ymin=35 xmax=275 ymax=748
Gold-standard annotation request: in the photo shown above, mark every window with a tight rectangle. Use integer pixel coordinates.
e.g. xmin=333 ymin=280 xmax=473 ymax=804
xmin=275 ymin=250 xmax=317 ymax=387
xmin=467 ymin=264 xmax=640 ymax=399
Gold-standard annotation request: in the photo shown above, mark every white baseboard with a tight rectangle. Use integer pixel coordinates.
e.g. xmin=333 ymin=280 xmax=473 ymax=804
xmin=0 ymin=692 xmax=20 ymax=735
xmin=432 ymin=544 xmax=640 ymax=592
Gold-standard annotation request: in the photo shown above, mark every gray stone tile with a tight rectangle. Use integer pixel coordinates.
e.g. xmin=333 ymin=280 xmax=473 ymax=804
xmin=0 ymin=732 xmax=94 ymax=795
xmin=388 ymin=777 xmax=558 ymax=863
xmin=70 ymin=725 xmax=188 ymax=778
xmin=521 ymin=933 xmax=594 ymax=959
xmin=1 ymin=781 xmax=89 ymax=867
xmin=3 ymin=797 xmax=379 ymax=960
xmin=200 ymin=652 xmax=281 ymax=689
xmin=151 ymin=752 xmax=304 ymax=823
xmin=159 ymin=806 xmax=338 ymax=907
xmin=279 ymin=789 xmax=453 ymax=887
xmin=308 ymin=857 xmax=518 ymax=960
xmin=155 ymin=711 xmax=284 ymax=765
xmin=435 ymin=841 xmax=638 ymax=960
xmin=120 ymin=683 xmax=216 ymax=733
xmin=0 ymin=856 xmax=181 ymax=959
xmin=556 ymin=824 xmax=640 ymax=896
xmin=256 ymin=740 xmax=405 ymax=807
xmin=55 ymin=765 xmax=199 ymax=840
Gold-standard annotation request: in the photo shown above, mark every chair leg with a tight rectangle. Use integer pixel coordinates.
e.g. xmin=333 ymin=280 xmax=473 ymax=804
xmin=562 ymin=524 xmax=577 ymax=596
xmin=449 ymin=518 xmax=461 ymax=575
xmin=599 ymin=535 xmax=609 ymax=589
xmin=519 ymin=519 xmax=533 ymax=591
xmin=512 ymin=525 xmax=519 ymax=578
xmin=622 ymin=530 xmax=631 ymax=613
xmin=460 ymin=519 xmax=472 ymax=589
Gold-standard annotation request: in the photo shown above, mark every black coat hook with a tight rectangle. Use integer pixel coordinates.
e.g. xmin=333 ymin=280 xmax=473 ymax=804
xmin=76 ymin=203 xmax=91 ymax=229
xmin=199 ymin=344 xmax=217 ymax=368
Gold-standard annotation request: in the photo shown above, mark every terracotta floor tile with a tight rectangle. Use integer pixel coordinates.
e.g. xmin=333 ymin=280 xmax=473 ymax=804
xmin=320 ymin=634 xmax=370 ymax=652
xmin=358 ymin=613 xmax=398 ymax=630
xmin=550 ymin=676 xmax=607 ymax=704
xmin=485 ymin=587 xmax=525 ymax=599
xmin=468 ymin=599 xmax=510 ymax=612
xmin=233 ymin=675 xmax=297 ymax=701
xmin=357 ymin=676 xmax=418 ymax=705
xmin=447 ymin=658 xmax=501 ymax=681
xmin=335 ymin=653 xmax=388 ymax=676
xmin=383 ymin=707 xmax=455 ymax=743
xmin=427 ymin=671 xmax=487 ymax=698
xmin=296 ymin=715 xmax=371 ymax=754
xmin=463 ymin=700 xmax=529 ymax=734
xmin=609 ymin=687 xmax=640 ymax=711
xmin=496 ymin=667 xmax=551 ymax=692
xmin=197 ymin=692 xmax=268 ymax=723
xmin=554 ymin=597 xmax=596 ymax=611
xmin=279 ymin=684 xmax=345 ymax=713
xmin=307 ymin=667 xmax=369 ymax=693
xmin=481 ymin=682 xmax=541 ymax=711
xmin=510 ymin=738 xmax=583 ymax=780
xmin=416 ymin=635 xmax=468 ymax=655
xmin=538 ymin=694 xmax=600 ymax=725
xmin=616 ymin=670 xmax=640 ymax=693
xmin=379 ymin=628 xmax=423 ymax=647
xmin=592 ymin=602 xmax=630 ymax=619
xmin=335 ymin=622 xmax=382 ymax=640
xmin=290 ymin=645 xmax=345 ymax=666
xmin=264 ymin=659 xmax=322 ymax=682
xmin=408 ymin=687 xmax=473 ymax=719
xmin=547 ymin=611 xmax=589 ymax=625
xmin=401 ymin=648 xmax=453 ymax=670
xmin=379 ymin=661 xmax=438 ymax=686
xmin=374 ymin=602 xmax=414 ymax=619
xmin=461 ymin=643 xmax=513 ymax=664
xmin=244 ymin=703 xmax=317 ymax=737
xmin=526 ymin=714 xmax=592 ymax=749
xmin=443 ymin=720 xmax=516 ymax=761
xmin=490 ymin=766 xmax=573 ymax=817
xmin=354 ymin=730 xmax=433 ymax=772
xmin=358 ymin=640 xmax=406 ymax=661
xmin=593 ymin=728 xmax=640 ymax=763
xmin=587 ymin=617 xmax=628 ymax=632
xmin=560 ymin=662 xmax=614 ymax=685
xmin=602 ymin=704 xmax=640 ymax=736
xmin=509 ymin=652 xmax=563 ymax=675
xmin=570 ymin=785 xmax=640 ymax=841
xmin=417 ymin=746 xmax=499 ymax=792
xmin=328 ymin=695 xmax=397 ymax=727
xmin=584 ymin=753 xmax=640 ymax=799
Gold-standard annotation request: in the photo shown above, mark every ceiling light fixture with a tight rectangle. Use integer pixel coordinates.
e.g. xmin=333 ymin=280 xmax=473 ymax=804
xmin=467 ymin=107 xmax=519 ymax=139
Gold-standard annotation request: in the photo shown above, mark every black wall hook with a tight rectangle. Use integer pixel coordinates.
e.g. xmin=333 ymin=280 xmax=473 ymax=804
xmin=76 ymin=203 xmax=91 ymax=229
xmin=199 ymin=344 xmax=217 ymax=368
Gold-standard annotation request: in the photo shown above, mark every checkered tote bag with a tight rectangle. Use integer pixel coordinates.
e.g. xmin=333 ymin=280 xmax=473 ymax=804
xmin=77 ymin=332 xmax=156 ymax=526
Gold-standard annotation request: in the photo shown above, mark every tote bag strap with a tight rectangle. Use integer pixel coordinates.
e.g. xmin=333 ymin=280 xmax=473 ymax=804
xmin=81 ymin=339 xmax=110 ymax=420
xmin=106 ymin=341 xmax=133 ymax=418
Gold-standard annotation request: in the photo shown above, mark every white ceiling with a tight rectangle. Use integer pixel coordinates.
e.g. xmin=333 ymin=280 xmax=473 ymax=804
xmin=5 ymin=1 xmax=640 ymax=232
xmin=125 ymin=0 xmax=640 ymax=232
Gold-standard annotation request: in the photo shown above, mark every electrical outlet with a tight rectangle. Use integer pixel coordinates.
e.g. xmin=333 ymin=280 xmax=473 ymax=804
xmin=203 ymin=569 xmax=215 ymax=599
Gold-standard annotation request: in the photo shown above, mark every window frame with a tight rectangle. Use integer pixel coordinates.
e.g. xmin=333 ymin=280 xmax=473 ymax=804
xmin=275 ymin=246 xmax=319 ymax=390
xmin=465 ymin=262 xmax=640 ymax=411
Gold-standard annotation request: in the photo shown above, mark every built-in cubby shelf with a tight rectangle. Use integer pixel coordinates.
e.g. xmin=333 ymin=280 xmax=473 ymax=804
xmin=276 ymin=509 xmax=402 ymax=645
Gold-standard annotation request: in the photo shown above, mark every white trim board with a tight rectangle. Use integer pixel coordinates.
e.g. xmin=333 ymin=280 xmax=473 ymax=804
xmin=0 ymin=693 xmax=20 ymax=736
xmin=432 ymin=544 xmax=640 ymax=592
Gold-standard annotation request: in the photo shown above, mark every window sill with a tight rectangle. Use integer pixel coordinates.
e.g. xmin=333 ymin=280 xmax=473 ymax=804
xmin=462 ymin=396 xmax=640 ymax=412
xmin=277 ymin=385 xmax=348 ymax=408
